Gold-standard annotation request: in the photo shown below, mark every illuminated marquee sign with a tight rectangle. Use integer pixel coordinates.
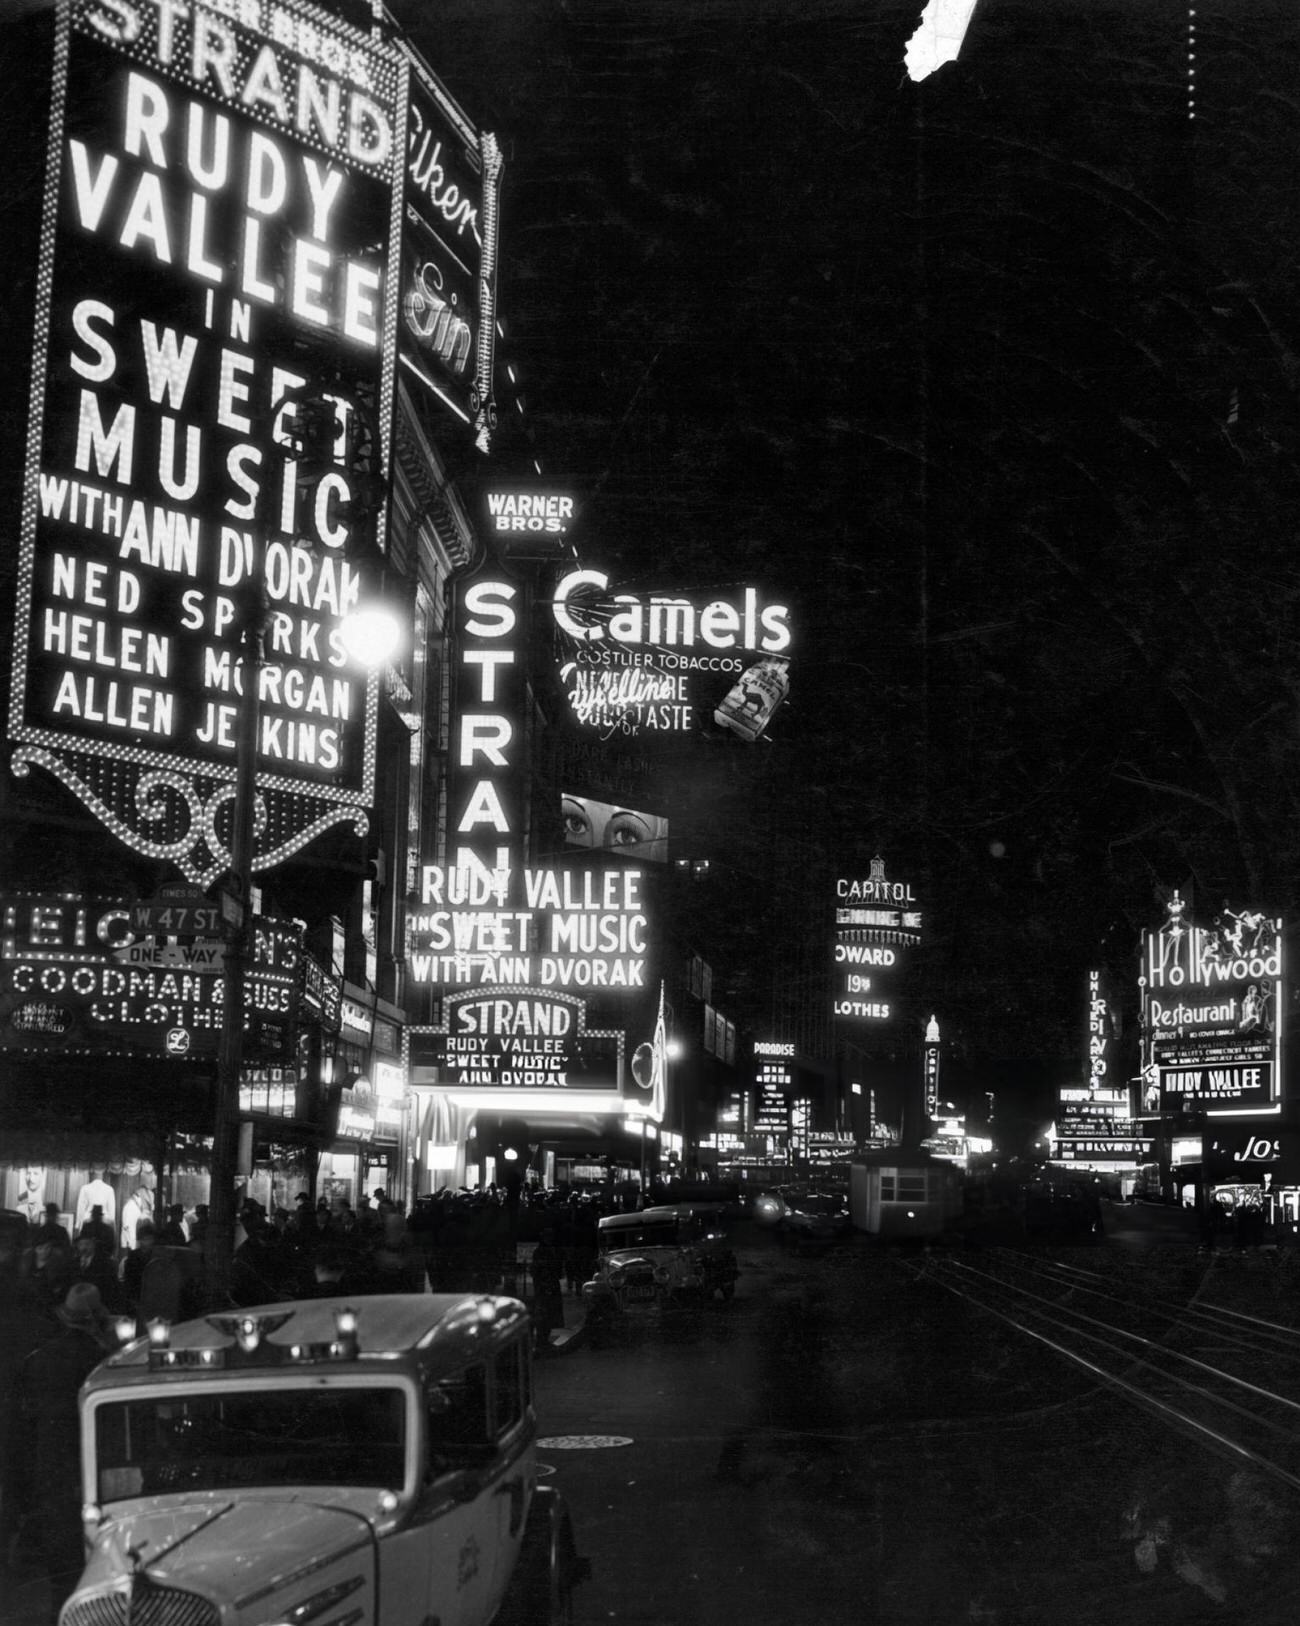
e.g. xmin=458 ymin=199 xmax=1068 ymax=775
xmin=753 ymin=1045 xmax=793 ymax=1133
xmin=807 ymin=1132 xmax=856 ymax=1166
xmin=1058 ymin=1088 xmax=1130 ymax=1122
xmin=421 ymin=560 xmax=656 ymax=1109
xmin=409 ymin=863 xmax=647 ymax=993
xmin=8 ymin=0 xmax=403 ymax=885
xmin=414 ymin=988 xmax=620 ymax=1092
xmin=400 ymin=54 xmax=502 ymax=451
xmin=446 ymin=567 xmax=524 ymax=883
xmin=1086 ymin=970 xmax=1111 ymax=1086
xmin=924 ymin=1016 xmax=940 ymax=1117
xmin=1051 ymin=1136 xmax=1155 ymax=1163
xmin=1141 ymin=892 xmax=1283 ymax=1115
xmin=408 ymin=991 xmax=623 ymax=1107
xmin=485 ymin=490 xmax=575 ymax=538
xmin=1205 ymin=1130 xmax=1299 ymax=1170
xmin=551 ymin=569 xmax=793 ymax=742
xmin=832 ymin=855 xmax=921 ymax=1023
xmin=240 ymin=1065 xmax=297 ymax=1117
xmin=0 ymin=891 xmax=301 ymax=1055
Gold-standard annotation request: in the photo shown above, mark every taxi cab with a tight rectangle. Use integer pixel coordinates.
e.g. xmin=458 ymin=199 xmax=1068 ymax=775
xmin=61 ymin=1295 xmax=588 ymax=1626
xmin=580 ymin=1204 xmax=739 ymax=1336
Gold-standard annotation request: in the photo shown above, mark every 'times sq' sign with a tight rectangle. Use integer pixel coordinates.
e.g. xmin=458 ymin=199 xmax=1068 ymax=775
xmin=8 ymin=0 xmax=404 ymax=884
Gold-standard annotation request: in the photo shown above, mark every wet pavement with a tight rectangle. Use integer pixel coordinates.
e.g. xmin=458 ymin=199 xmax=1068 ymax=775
xmin=7 ymin=1213 xmax=1300 ymax=1625
xmin=533 ymin=1220 xmax=1300 ymax=1625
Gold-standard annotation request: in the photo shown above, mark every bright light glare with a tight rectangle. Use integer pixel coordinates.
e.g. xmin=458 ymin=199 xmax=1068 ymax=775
xmin=339 ymin=605 xmax=403 ymax=668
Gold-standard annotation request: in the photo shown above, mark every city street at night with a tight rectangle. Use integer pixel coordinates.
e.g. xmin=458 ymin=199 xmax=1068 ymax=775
xmin=532 ymin=1218 xmax=1300 ymax=1625
xmin=3 ymin=0 xmax=1300 ymax=1623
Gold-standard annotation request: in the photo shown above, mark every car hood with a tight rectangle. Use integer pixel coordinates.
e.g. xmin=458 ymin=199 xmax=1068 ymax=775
xmin=75 ymin=1496 xmax=378 ymax=1611
xmin=603 ymin=1245 xmax=685 ymax=1268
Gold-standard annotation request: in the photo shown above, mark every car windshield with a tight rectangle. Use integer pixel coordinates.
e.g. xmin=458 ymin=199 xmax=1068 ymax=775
xmin=601 ymin=1221 xmax=679 ymax=1250
xmin=93 ymin=1382 xmax=408 ymax=1502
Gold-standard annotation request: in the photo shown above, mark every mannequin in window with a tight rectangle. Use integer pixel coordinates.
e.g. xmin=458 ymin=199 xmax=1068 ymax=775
xmin=14 ymin=1166 xmax=46 ymax=1226
xmin=119 ymin=1182 xmax=155 ymax=1254
xmin=74 ymin=1173 xmax=116 ymax=1235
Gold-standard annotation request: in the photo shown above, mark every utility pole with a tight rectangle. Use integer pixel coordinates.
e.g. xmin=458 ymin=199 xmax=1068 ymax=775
xmin=205 ymin=452 xmax=270 ymax=1307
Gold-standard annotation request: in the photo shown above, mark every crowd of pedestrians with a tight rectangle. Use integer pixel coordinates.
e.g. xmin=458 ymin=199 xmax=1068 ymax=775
xmin=225 ymin=1183 xmax=612 ymax=1310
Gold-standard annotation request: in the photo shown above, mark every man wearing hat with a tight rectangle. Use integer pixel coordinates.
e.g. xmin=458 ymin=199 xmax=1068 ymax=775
xmin=3 ymin=1283 xmax=115 ymax=1603
xmin=121 ymin=1221 xmax=190 ymax=1329
xmin=77 ymin=1203 xmax=115 ymax=1265
xmin=120 ymin=1219 xmax=158 ymax=1317
xmin=33 ymin=1203 xmax=70 ymax=1250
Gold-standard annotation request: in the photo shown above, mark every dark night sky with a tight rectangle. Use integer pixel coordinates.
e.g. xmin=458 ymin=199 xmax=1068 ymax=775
xmin=3 ymin=0 xmax=1298 ymax=1120
xmin=386 ymin=0 xmax=1300 ymax=1099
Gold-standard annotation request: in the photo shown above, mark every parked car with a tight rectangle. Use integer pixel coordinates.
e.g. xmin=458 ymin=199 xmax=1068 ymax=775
xmin=581 ymin=1204 xmax=740 ymax=1337
xmin=776 ymin=1189 xmax=853 ymax=1250
xmin=61 ymin=1294 xmax=589 ymax=1626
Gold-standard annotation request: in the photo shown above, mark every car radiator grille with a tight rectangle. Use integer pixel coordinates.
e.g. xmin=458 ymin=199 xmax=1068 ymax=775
xmin=63 ymin=1584 xmax=220 ymax=1626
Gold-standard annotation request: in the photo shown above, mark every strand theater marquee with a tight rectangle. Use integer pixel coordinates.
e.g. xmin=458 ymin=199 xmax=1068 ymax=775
xmin=8 ymin=0 xmax=407 ymax=884
xmin=405 ymin=556 xmax=658 ymax=1121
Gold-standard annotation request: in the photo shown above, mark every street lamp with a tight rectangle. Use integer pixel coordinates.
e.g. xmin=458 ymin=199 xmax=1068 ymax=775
xmin=204 ymin=386 xmax=403 ymax=1306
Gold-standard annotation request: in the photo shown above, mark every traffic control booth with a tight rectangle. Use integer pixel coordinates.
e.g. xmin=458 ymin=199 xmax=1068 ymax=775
xmin=849 ymin=1148 xmax=962 ymax=1238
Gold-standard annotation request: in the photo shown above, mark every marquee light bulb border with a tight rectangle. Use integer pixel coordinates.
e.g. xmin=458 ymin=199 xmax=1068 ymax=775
xmin=7 ymin=0 xmax=401 ymax=877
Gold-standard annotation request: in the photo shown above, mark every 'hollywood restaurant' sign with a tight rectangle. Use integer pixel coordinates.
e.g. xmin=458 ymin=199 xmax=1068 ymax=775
xmin=8 ymin=0 xmax=404 ymax=883
xmin=1141 ymin=893 xmax=1283 ymax=1116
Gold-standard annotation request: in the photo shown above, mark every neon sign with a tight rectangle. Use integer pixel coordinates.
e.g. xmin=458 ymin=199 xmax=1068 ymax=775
xmin=486 ymin=492 xmax=575 ymax=536
xmin=400 ymin=55 xmax=502 ymax=451
xmin=408 ymin=863 xmax=648 ymax=991
xmin=832 ymin=856 xmax=920 ymax=1023
xmin=552 ymin=571 xmax=791 ymax=654
xmin=550 ymin=570 xmax=793 ymax=740
xmin=1141 ymin=892 xmax=1283 ymax=1115
xmin=426 ymin=558 xmax=659 ymax=1109
xmin=0 ymin=890 xmax=300 ymax=1055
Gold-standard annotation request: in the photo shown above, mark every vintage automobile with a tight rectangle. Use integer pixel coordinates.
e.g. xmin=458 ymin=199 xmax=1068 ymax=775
xmin=580 ymin=1204 xmax=739 ymax=1336
xmin=775 ymin=1188 xmax=853 ymax=1250
xmin=60 ymin=1294 xmax=588 ymax=1626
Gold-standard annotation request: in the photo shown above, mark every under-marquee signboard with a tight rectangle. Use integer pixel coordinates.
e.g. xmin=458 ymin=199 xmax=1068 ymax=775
xmin=407 ymin=989 xmax=625 ymax=1113
xmin=8 ymin=0 xmax=405 ymax=884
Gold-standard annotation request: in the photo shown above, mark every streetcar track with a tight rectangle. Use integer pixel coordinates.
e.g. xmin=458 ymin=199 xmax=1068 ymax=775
xmin=976 ymin=1247 xmax=1300 ymax=1362
xmin=902 ymin=1250 xmax=1300 ymax=1499
xmin=942 ymin=1256 xmax=1300 ymax=1418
